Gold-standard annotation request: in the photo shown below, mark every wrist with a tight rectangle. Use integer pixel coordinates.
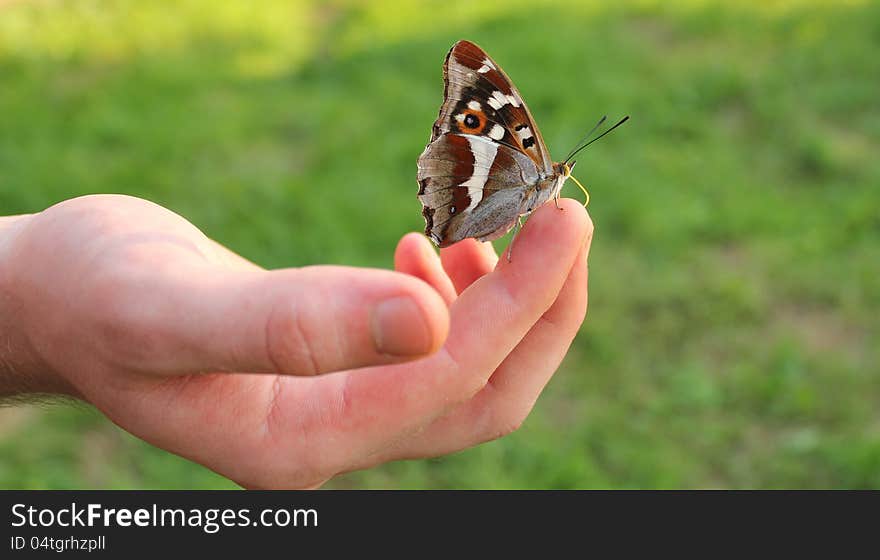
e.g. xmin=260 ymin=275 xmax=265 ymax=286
xmin=0 ymin=214 xmax=79 ymax=399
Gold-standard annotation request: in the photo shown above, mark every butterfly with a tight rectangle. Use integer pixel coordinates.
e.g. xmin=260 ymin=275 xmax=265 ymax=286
xmin=417 ymin=40 xmax=627 ymax=257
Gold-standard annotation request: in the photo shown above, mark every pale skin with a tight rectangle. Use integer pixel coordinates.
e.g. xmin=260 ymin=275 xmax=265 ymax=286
xmin=0 ymin=194 xmax=592 ymax=489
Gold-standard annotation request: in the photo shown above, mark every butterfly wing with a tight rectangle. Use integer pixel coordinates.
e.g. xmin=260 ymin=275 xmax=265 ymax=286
xmin=418 ymin=40 xmax=555 ymax=246
xmin=418 ymin=132 xmax=541 ymax=247
xmin=429 ymin=40 xmax=554 ymax=174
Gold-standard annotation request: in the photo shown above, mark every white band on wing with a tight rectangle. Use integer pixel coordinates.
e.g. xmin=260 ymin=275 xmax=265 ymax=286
xmin=460 ymin=135 xmax=499 ymax=212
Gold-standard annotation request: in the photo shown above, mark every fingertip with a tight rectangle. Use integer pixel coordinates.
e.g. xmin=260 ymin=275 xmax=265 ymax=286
xmin=546 ymin=198 xmax=591 ymax=245
xmin=499 ymin=198 xmax=589 ymax=272
xmin=394 ymin=232 xmax=432 ymax=268
xmin=395 ymin=232 xmax=456 ymax=304
xmin=440 ymin=238 xmax=497 ymax=293
xmin=439 ymin=238 xmax=481 ymax=261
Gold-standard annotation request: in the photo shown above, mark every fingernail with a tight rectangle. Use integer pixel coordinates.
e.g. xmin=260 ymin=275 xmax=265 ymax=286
xmin=371 ymin=296 xmax=432 ymax=356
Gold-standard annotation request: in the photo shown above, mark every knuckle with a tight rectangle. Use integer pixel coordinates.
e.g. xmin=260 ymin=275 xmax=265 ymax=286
xmin=265 ymin=299 xmax=322 ymax=376
xmin=492 ymin=410 xmax=527 ymax=439
xmin=438 ymin=345 xmax=489 ymax=402
xmin=477 ymin=398 xmax=531 ymax=443
xmin=260 ymin=395 xmax=349 ymax=488
xmin=461 ymin=375 xmax=490 ymax=401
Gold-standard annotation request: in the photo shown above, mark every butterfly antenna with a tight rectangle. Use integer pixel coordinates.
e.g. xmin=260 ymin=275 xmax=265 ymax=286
xmin=563 ymin=115 xmax=607 ymax=163
xmin=563 ymin=115 xmax=630 ymax=164
xmin=569 ymin=173 xmax=590 ymax=207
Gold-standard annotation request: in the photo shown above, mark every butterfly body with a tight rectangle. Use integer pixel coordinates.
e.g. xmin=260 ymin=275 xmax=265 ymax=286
xmin=417 ymin=40 xmax=572 ymax=248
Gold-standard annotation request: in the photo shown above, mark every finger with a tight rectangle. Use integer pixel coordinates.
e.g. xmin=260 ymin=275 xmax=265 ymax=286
xmin=440 ymin=238 xmax=498 ymax=294
xmin=313 ymin=199 xmax=590 ymax=465
xmin=487 ymin=238 xmax=590 ymax=398
xmin=378 ymin=223 xmax=592 ymax=460
xmin=394 ymin=233 xmax=457 ymax=304
xmin=101 ymin=264 xmax=451 ymax=377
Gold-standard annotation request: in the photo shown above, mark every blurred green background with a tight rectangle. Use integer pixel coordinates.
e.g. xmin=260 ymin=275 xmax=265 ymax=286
xmin=1 ymin=0 xmax=878 ymax=489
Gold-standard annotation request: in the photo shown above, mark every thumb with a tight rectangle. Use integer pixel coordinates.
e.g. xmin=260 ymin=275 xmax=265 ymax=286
xmin=109 ymin=265 xmax=450 ymax=376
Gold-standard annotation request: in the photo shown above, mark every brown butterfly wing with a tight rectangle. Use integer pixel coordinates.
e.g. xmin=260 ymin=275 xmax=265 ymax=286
xmin=429 ymin=40 xmax=554 ymax=175
xmin=418 ymin=40 xmax=556 ymax=247
xmin=418 ymin=133 xmax=541 ymax=247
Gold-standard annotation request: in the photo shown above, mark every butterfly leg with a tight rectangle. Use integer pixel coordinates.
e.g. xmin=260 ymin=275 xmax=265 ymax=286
xmin=506 ymin=216 xmax=526 ymax=262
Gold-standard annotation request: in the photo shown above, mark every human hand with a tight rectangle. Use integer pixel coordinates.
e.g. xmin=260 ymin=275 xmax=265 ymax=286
xmin=0 ymin=194 xmax=592 ymax=488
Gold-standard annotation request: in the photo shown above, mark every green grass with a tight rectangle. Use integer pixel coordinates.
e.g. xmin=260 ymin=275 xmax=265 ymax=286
xmin=0 ymin=0 xmax=878 ymax=488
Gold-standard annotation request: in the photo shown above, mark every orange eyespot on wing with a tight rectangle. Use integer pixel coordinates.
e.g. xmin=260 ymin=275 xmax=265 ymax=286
xmin=456 ymin=108 xmax=486 ymax=134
